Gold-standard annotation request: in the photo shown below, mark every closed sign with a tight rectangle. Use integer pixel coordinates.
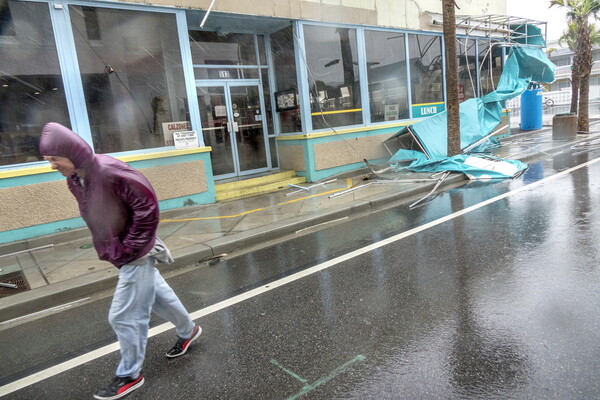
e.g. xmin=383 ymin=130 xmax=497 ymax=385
xmin=173 ymin=130 xmax=199 ymax=149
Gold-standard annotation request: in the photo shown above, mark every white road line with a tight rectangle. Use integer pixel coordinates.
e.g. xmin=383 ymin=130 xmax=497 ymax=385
xmin=2 ymin=155 xmax=599 ymax=398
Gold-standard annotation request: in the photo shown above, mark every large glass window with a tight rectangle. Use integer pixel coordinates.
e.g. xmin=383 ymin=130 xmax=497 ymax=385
xmin=558 ymin=80 xmax=571 ymax=90
xmin=0 ymin=0 xmax=15 ymax=36
xmin=189 ymin=31 xmax=259 ymax=80
xmin=0 ymin=0 xmax=70 ymax=166
xmin=457 ymin=37 xmax=477 ymax=102
xmin=554 ymin=56 xmax=571 ymax=66
xmin=304 ymin=25 xmax=362 ymax=130
xmin=365 ymin=30 xmax=409 ymax=122
xmin=479 ymin=39 xmax=503 ymax=96
xmin=270 ymin=26 xmax=301 ymax=133
xmin=262 ymin=69 xmax=278 ymax=168
xmin=70 ymin=6 xmax=189 ymax=154
xmin=408 ymin=34 xmax=443 ymax=105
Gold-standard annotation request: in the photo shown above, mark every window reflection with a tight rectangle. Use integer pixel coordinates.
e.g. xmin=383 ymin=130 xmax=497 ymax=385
xmin=0 ymin=0 xmax=70 ymax=166
xmin=270 ymin=26 xmax=301 ymax=133
xmin=479 ymin=39 xmax=503 ymax=96
xmin=365 ymin=30 xmax=409 ymax=122
xmin=261 ymin=68 xmax=274 ymax=134
xmin=189 ymin=31 xmax=259 ymax=80
xmin=457 ymin=37 xmax=477 ymax=102
xmin=0 ymin=0 xmax=15 ymax=36
xmin=257 ymin=34 xmax=267 ymax=65
xmin=70 ymin=6 xmax=189 ymax=153
xmin=197 ymin=86 xmax=234 ymax=176
xmin=304 ymin=25 xmax=362 ymax=130
xmin=408 ymin=34 xmax=443 ymax=105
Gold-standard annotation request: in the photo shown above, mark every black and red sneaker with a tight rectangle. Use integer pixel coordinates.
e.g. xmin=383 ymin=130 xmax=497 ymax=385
xmin=93 ymin=374 xmax=144 ymax=400
xmin=166 ymin=324 xmax=202 ymax=358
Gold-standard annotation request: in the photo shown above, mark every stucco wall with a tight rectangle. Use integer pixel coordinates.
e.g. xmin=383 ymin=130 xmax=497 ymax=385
xmin=127 ymin=0 xmax=506 ymax=31
xmin=0 ymin=160 xmax=209 ymax=232
xmin=143 ymin=160 xmax=208 ymax=199
xmin=314 ymin=132 xmax=390 ymax=171
xmin=278 ymin=144 xmax=306 ymax=172
xmin=0 ymin=181 xmax=81 ymax=232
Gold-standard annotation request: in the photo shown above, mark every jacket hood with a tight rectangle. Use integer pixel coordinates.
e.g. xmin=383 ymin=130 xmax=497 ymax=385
xmin=39 ymin=123 xmax=94 ymax=170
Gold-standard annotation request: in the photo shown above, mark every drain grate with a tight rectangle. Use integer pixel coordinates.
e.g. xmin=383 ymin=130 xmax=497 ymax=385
xmin=0 ymin=271 xmax=29 ymax=298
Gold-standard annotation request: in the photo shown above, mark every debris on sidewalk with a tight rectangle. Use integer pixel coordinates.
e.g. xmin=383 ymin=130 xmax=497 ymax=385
xmin=329 ymin=161 xmax=447 ymax=200
xmin=0 ymin=282 xmax=18 ymax=289
xmin=329 ymin=24 xmax=555 ymax=207
xmin=378 ymin=24 xmax=555 ymax=181
xmin=286 ymin=179 xmax=337 ymax=196
xmin=0 ymin=244 xmax=54 ymax=259
xmin=0 ymin=271 xmax=27 ymax=298
xmin=0 ymin=244 xmax=53 ymax=286
xmin=408 ymin=171 xmax=451 ymax=209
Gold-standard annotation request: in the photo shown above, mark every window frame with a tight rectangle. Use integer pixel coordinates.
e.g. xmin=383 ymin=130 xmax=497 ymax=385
xmin=299 ymin=21 xmax=366 ymax=133
xmin=0 ymin=0 xmax=202 ymax=172
xmin=296 ymin=22 xmax=451 ymax=135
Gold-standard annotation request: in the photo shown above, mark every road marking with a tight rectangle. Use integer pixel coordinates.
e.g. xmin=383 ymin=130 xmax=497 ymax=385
xmin=2 ymin=156 xmax=600 ymax=397
xmin=270 ymin=359 xmax=309 ymax=383
xmin=277 ymin=355 xmax=366 ymax=400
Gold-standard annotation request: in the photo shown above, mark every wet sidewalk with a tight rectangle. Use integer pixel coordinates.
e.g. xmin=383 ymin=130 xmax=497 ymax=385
xmin=2 ymin=123 xmax=600 ymax=323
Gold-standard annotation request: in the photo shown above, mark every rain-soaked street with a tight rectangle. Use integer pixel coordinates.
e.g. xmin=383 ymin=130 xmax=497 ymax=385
xmin=2 ymin=145 xmax=600 ymax=399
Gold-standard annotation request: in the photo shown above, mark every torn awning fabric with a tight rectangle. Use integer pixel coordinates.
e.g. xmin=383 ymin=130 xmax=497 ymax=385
xmin=388 ymin=25 xmax=556 ymax=180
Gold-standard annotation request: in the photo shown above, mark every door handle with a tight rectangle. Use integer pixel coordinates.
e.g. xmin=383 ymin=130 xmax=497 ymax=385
xmin=226 ymin=122 xmax=239 ymax=133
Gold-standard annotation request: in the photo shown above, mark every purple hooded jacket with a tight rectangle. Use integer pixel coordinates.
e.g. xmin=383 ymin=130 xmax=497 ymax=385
xmin=39 ymin=122 xmax=159 ymax=267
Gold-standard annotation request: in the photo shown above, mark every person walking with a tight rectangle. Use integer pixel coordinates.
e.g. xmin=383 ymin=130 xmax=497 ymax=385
xmin=39 ymin=122 xmax=202 ymax=399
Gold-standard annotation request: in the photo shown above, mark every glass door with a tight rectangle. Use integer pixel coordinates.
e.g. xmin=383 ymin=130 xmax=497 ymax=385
xmin=229 ymin=85 xmax=268 ymax=173
xmin=197 ymin=83 xmax=269 ymax=178
xmin=197 ymin=86 xmax=234 ymax=176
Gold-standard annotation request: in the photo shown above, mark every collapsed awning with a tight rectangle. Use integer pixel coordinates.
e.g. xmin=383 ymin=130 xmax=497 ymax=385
xmin=386 ymin=24 xmax=556 ymax=180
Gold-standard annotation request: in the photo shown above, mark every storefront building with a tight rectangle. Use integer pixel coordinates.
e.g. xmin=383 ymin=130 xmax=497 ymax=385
xmin=0 ymin=0 xmax=507 ymax=243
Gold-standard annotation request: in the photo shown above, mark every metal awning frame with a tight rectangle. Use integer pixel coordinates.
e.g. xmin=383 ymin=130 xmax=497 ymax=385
xmin=455 ymin=14 xmax=548 ymax=48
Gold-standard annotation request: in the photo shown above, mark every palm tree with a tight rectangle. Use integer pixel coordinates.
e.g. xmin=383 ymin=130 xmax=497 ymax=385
xmin=443 ymin=0 xmax=461 ymax=156
xmin=558 ymin=22 xmax=600 ymax=114
xmin=551 ymin=0 xmax=600 ymax=132
xmin=559 ymin=22 xmax=582 ymax=114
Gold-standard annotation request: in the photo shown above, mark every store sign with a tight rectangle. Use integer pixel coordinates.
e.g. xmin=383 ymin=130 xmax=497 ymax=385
xmin=411 ymin=102 xmax=445 ymax=118
xmin=173 ymin=130 xmax=199 ymax=149
xmin=162 ymin=121 xmax=191 ymax=146
xmin=384 ymin=104 xmax=399 ymax=121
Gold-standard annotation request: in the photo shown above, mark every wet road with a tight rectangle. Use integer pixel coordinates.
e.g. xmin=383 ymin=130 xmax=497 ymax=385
xmin=2 ymin=146 xmax=600 ymax=399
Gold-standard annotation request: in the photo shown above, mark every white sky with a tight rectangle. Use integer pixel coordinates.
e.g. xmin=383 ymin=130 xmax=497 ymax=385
xmin=507 ymin=0 xmax=568 ymax=41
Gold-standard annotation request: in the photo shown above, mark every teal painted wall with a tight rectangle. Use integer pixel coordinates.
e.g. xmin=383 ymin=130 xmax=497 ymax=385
xmin=280 ymin=125 xmax=407 ymax=182
xmin=0 ymin=189 xmax=215 ymax=244
xmin=0 ymin=151 xmax=215 ymax=244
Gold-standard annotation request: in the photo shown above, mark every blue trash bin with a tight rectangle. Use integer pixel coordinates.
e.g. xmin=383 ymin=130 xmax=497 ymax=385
xmin=520 ymin=89 xmax=543 ymax=130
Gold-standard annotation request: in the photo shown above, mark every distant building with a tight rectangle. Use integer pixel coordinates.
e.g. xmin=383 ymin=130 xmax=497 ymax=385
xmin=547 ymin=40 xmax=600 ymax=100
